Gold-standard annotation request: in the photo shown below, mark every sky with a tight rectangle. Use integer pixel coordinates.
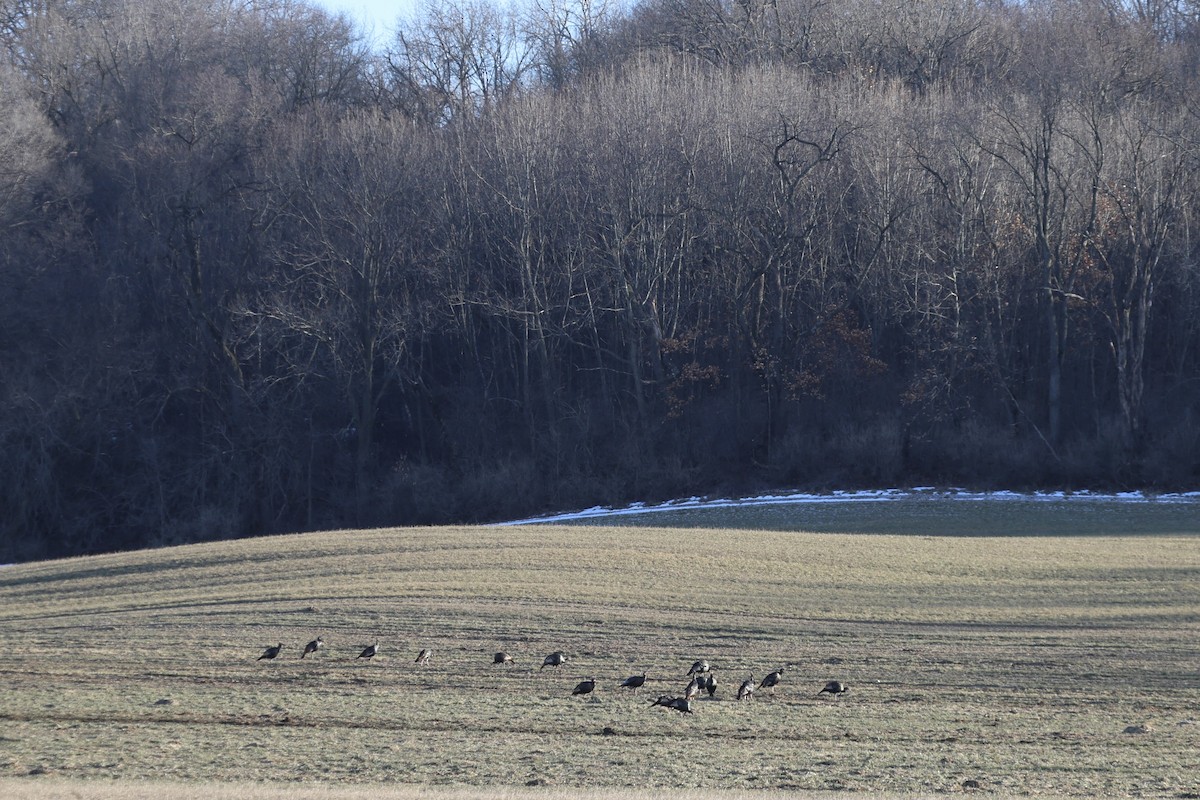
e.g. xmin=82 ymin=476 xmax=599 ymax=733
xmin=315 ymin=0 xmax=416 ymax=44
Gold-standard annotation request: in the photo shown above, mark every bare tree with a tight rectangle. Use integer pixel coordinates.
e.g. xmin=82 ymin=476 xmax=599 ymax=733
xmin=0 ymin=62 xmax=91 ymax=562
xmin=388 ymin=0 xmax=530 ymax=123
xmin=235 ymin=0 xmax=374 ymax=111
xmin=522 ymin=0 xmax=619 ymax=86
xmin=261 ymin=109 xmax=435 ymax=521
xmin=1084 ymin=103 xmax=1189 ymax=452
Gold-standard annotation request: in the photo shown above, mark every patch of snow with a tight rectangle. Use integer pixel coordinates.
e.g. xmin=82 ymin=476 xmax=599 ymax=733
xmin=496 ymin=487 xmax=1200 ymax=526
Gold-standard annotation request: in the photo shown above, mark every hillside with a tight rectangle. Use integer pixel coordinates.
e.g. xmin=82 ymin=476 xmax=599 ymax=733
xmin=6 ymin=0 xmax=1200 ymax=562
xmin=2 ymin=510 xmax=1199 ymax=797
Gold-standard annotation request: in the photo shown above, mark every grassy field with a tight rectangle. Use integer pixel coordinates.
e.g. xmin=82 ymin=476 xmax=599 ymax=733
xmin=1 ymin=500 xmax=1198 ymax=799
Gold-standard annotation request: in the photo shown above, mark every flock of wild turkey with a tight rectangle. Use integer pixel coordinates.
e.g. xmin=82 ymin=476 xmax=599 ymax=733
xmin=257 ymin=640 xmax=849 ymax=714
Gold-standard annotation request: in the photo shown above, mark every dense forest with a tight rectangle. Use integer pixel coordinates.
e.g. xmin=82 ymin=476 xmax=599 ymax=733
xmin=3 ymin=0 xmax=1200 ymax=561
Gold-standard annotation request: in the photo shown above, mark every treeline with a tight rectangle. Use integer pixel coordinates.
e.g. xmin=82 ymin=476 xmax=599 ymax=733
xmin=3 ymin=0 xmax=1200 ymax=561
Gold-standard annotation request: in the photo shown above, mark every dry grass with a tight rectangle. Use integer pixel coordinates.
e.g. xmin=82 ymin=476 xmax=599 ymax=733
xmin=1 ymin=508 xmax=1198 ymax=799
xmin=0 ymin=780 xmax=972 ymax=800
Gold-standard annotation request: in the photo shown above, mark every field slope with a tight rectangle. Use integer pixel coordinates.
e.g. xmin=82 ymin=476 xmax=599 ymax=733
xmin=1 ymin=511 xmax=1199 ymax=798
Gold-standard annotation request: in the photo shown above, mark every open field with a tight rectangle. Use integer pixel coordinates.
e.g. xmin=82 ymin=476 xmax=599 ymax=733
xmin=1 ymin=500 xmax=1199 ymax=798
xmin=0 ymin=782 xmax=970 ymax=800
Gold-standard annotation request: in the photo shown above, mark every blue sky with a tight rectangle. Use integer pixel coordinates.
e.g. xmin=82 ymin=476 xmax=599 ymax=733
xmin=314 ymin=0 xmax=416 ymax=43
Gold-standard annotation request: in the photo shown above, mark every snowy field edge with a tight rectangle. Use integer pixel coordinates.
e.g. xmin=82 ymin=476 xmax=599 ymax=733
xmin=496 ymin=487 xmax=1200 ymax=526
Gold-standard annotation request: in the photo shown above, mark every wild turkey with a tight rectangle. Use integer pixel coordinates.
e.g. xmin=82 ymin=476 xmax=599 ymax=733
xmin=493 ymin=651 xmax=513 ymax=665
xmin=687 ymin=660 xmax=710 ymax=676
xmin=737 ymin=674 xmax=755 ymax=701
xmin=704 ymin=672 xmax=717 ymax=698
xmin=573 ymin=677 xmax=597 ymax=696
xmin=541 ymin=652 xmax=567 ymax=670
xmin=258 ymin=643 xmax=282 ymax=661
xmin=818 ymin=680 xmax=849 ymax=696
xmin=357 ymin=640 xmax=379 ymax=660
xmin=415 ymin=648 xmax=432 ymax=664
xmin=668 ymin=697 xmax=694 ymax=714
xmin=619 ymin=673 xmax=646 ymax=691
xmin=651 ymin=695 xmax=693 ymax=714
xmin=759 ymin=668 xmax=784 ymax=693
xmin=300 ymin=637 xmax=323 ymax=659
xmin=684 ymin=676 xmax=702 ymax=701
